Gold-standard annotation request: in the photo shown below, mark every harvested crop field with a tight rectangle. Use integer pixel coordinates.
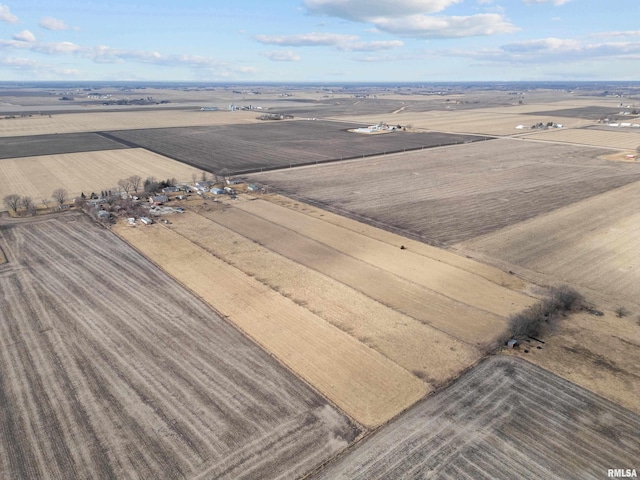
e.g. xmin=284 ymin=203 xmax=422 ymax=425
xmin=0 ymin=214 xmax=360 ymax=479
xmin=523 ymin=106 xmax=636 ymax=120
xmin=115 ymin=195 xmax=533 ymax=426
xmin=522 ymin=127 xmax=640 ymax=149
xmin=313 ymin=356 xmax=640 ymax=480
xmin=329 ymin=110 xmax=585 ymax=136
xmin=247 ymin=139 xmax=640 ymax=246
xmin=0 ymin=109 xmax=261 ymax=137
xmin=0 ymin=132 xmax=128 ymax=159
xmin=105 ymin=120 xmax=486 ymax=173
xmin=456 ymin=180 xmax=640 ymax=310
xmin=0 ymin=148 xmax=201 ymax=208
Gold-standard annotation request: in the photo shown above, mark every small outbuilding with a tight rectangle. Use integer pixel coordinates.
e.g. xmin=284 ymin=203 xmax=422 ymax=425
xmin=140 ymin=216 xmax=153 ymax=225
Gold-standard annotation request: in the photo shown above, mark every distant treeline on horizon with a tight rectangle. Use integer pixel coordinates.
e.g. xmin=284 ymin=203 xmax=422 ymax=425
xmin=1 ymin=80 xmax=639 ymax=91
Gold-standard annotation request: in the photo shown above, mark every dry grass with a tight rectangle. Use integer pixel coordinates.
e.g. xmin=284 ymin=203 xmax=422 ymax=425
xmin=162 ymin=210 xmax=481 ymax=386
xmin=0 ymin=148 xmax=202 ymax=208
xmin=0 ymin=110 xmax=261 ymax=137
xmin=114 ymin=220 xmax=429 ymax=428
xmin=505 ymin=310 xmax=640 ymax=414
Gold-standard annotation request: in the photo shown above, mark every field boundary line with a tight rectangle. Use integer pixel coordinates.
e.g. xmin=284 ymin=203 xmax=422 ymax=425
xmin=199 ymin=205 xmax=502 ymax=347
xmin=112 ymin=222 xmax=371 ymax=434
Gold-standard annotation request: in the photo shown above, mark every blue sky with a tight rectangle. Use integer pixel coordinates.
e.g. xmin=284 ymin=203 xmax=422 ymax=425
xmin=0 ymin=0 xmax=639 ymax=82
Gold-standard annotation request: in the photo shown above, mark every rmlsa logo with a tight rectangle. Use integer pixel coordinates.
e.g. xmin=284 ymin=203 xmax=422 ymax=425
xmin=608 ymin=469 xmax=638 ymax=478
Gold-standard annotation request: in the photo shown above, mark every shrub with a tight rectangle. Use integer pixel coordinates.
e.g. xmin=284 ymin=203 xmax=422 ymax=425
xmin=615 ymin=306 xmax=629 ymax=318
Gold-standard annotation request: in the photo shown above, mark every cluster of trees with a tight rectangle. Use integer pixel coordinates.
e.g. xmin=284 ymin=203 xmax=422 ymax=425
xmin=507 ymin=285 xmax=584 ymax=339
xmin=3 ymin=188 xmax=68 ymax=216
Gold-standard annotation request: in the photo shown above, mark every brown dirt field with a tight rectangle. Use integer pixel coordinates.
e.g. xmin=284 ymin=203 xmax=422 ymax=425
xmin=0 ymin=215 xmax=359 ymax=479
xmin=521 ymin=127 xmax=640 ymax=149
xmin=0 ymin=148 xmax=201 ymax=208
xmin=160 ymin=210 xmax=480 ymax=386
xmin=312 ymin=356 xmax=640 ymax=480
xmin=114 ymin=221 xmax=429 ymax=428
xmin=505 ymin=310 xmax=640 ymax=415
xmin=0 ymin=110 xmax=261 ymax=137
xmin=456 ymin=180 xmax=640 ymax=311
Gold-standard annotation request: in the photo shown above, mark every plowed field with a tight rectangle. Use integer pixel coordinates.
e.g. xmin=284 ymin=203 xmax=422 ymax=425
xmin=0 ymin=215 xmax=359 ymax=479
xmin=457 ymin=180 xmax=640 ymax=310
xmin=246 ymin=139 xmax=640 ymax=246
xmin=313 ymin=356 xmax=640 ymax=480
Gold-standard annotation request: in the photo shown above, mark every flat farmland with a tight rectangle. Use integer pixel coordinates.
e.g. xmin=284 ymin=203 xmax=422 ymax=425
xmin=521 ymin=127 xmax=640 ymax=149
xmin=328 ymin=110 xmax=586 ymax=136
xmin=0 ymin=148 xmax=202 ymax=208
xmin=114 ymin=218 xmax=429 ymax=428
xmin=115 ymin=195 xmax=533 ymax=426
xmin=457 ymin=179 xmax=640 ymax=310
xmin=523 ymin=106 xmax=636 ymax=120
xmin=246 ymin=139 xmax=640 ymax=246
xmin=0 ymin=132 xmax=128 ymax=159
xmin=0 ymin=214 xmax=360 ymax=479
xmin=313 ymin=356 xmax=640 ymax=480
xmin=0 ymin=109 xmax=261 ymax=137
xmin=106 ymin=120 xmax=485 ymax=173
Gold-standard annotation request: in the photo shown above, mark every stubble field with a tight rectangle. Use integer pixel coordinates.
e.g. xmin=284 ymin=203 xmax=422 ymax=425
xmin=106 ymin=120 xmax=486 ymax=174
xmin=0 ymin=109 xmax=262 ymax=137
xmin=246 ymin=139 xmax=640 ymax=246
xmin=0 ymin=148 xmax=202 ymax=207
xmin=521 ymin=126 xmax=640 ymax=149
xmin=456 ymin=179 xmax=640 ymax=310
xmin=313 ymin=356 xmax=640 ymax=480
xmin=0 ymin=214 xmax=360 ymax=479
xmin=115 ymin=195 xmax=533 ymax=427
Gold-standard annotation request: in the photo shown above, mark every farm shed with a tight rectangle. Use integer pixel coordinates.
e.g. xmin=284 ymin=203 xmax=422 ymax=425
xmin=140 ymin=216 xmax=153 ymax=225
xmin=149 ymin=195 xmax=169 ymax=205
xmin=211 ymin=188 xmax=225 ymax=195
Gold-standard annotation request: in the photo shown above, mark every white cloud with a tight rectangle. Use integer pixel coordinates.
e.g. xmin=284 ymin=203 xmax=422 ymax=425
xmin=305 ymin=0 xmax=461 ymax=22
xmin=256 ymin=32 xmax=358 ymax=47
xmin=523 ymin=0 xmax=570 ymax=5
xmin=39 ymin=17 xmax=74 ymax=31
xmin=256 ymin=32 xmax=403 ymax=51
xmin=444 ymin=37 xmax=640 ymax=63
xmin=261 ymin=50 xmax=301 ymax=62
xmin=374 ymin=13 xmax=517 ymax=38
xmin=590 ymin=30 xmax=640 ymax=38
xmin=13 ymin=30 xmax=36 ymax=43
xmin=341 ymin=40 xmax=404 ymax=51
xmin=0 ymin=4 xmax=18 ymax=23
xmin=305 ymin=1 xmax=515 ymax=39
xmin=0 ymin=56 xmax=80 ymax=76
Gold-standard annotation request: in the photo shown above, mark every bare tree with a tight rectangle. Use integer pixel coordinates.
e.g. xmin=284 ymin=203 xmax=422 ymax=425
xmin=128 ymin=175 xmax=142 ymax=193
xmin=191 ymin=172 xmax=198 ymax=183
xmin=200 ymin=171 xmax=208 ymax=182
xmin=41 ymin=198 xmax=51 ymax=211
xmin=21 ymin=196 xmax=35 ymax=215
xmin=118 ymin=178 xmax=132 ymax=195
xmin=52 ymin=188 xmax=68 ymax=207
xmin=3 ymin=194 xmax=21 ymax=213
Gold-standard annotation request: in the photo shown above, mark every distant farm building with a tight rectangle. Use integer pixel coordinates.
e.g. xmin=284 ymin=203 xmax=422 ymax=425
xmin=149 ymin=195 xmax=168 ymax=205
xmin=140 ymin=216 xmax=153 ymax=225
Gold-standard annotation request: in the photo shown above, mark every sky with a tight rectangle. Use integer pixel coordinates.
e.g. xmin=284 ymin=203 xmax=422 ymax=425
xmin=0 ymin=0 xmax=639 ymax=82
